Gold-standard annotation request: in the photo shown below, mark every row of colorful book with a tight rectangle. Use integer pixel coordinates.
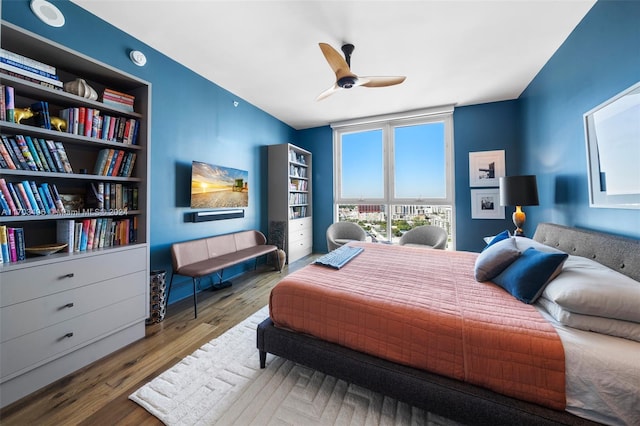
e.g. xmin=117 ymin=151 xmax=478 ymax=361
xmin=1 ymin=134 xmax=73 ymax=173
xmin=93 ymin=148 xmax=137 ymax=177
xmin=59 ymin=106 xmax=139 ymax=144
xmin=0 ymin=48 xmax=62 ymax=91
xmin=0 ymin=178 xmax=66 ymax=216
xmin=56 ymin=217 xmax=137 ymax=254
xmin=0 ymin=225 xmax=26 ymax=263
xmin=86 ymin=182 xmax=139 ymax=212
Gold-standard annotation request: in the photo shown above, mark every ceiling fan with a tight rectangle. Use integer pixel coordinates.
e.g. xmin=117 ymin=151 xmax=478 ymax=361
xmin=317 ymin=42 xmax=406 ymax=101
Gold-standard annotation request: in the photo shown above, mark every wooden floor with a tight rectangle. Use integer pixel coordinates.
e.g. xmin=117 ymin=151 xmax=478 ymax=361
xmin=0 ymin=255 xmax=318 ymax=425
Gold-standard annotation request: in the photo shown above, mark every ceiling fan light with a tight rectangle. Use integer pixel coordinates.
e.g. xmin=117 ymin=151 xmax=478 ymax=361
xmin=337 ymin=76 xmax=357 ymax=89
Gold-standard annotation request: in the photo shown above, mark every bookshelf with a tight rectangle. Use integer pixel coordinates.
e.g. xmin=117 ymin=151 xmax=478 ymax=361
xmin=0 ymin=22 xmax=149 ymax=407
xmin=267 ymin=143 xmax=312 ymax=263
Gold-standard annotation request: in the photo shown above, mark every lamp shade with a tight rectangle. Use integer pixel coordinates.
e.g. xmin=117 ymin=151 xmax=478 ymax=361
xmin=499 ymin=175 xmax=539 ymax=206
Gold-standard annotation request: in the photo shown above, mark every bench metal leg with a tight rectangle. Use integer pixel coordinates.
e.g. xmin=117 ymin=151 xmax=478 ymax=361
xmin=167 ymin=272 xmax=175 ymax=313
xmin=192 ymin=277 xmax=198 ymax=319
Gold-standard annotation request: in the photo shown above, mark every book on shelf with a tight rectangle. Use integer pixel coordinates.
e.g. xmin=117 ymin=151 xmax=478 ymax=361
xmin=0 ymin=62 xmax=63 ymax=88
xmin=0 ymin=137 xmax=16 ymax=169
xmin=108 ymin=150 xmax=125 ymax=176
xmin=124 ymin=152 xmax=137 ymax=177
xmin=92 ymin=113 xmax=102 ymax=138
xmin=0 ymin=84 xmax=5 ymax=121
xmin=6 ymin=227 xmax=16 ymax=262
xmin=6 ymin=182 xmax=24 ymax=214
xmin=37 ymin=186 xmax=51 ymax=214
xmin=2 ymin=183 xmax=15 ymax=215
xmin=42 ymin=139 xmax=64 ymax=173
xmin=24 ymin=135 xmax=45 ymax=171
xmin=0 ymin=187 xmax=13 ymax=216
xmin=27 ymin=180 xmax=46 ymax=213
xmin=36 ymin=138 xmax=58 ymax=172
xmin=74 ymin=221 xmax=82 ymax=252
xmin=94 ymin=218 xmax=103 ymax=248
xmin=14 ymin=227 xmax=26 ymax=261
xmin=77 ymin=107 xmax=86 ymax=136
xmin=79 ymin=218 xmax=90 ymax=251
xmin=83 ymin=108 xmax=93 ymax=137
xmin=101 ymin=149 xmax=117 ymax=175
xmin=93 ymin=148 xmax=110 ymax=175
xmin=102 ymin=88 xmax=135 ymax=112
xmin=30 ymin=101 xmax=51 ymax=130
xmin=4 ymin=85 xmax=15 ymax=123
xmin=14 ymin=135 xmax=38 ymax=171
xmin=40 ymin=183 xmax=59 ymax=214
xmin=0 ymin=48 xmax=57 ymax=75
xmin=2 ymin=136 xmax=25 ymax=169
xmin=0 ymin=225 xmax=9 ymax=263
xmin=86 ymin=218 xmax=97 ymax=250
xmin=0 ymin=56 xmax=58 ymax=80
xmin=54 ymin=141 xmax=74 ymax=173
xmin=56 ymin=219 xmax=75 ymax=253
xmin=15 ymin=182 xmax=36 ymax=215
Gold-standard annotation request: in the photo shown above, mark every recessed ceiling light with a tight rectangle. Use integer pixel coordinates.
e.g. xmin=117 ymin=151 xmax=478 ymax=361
xmin=129 ymin=50 xmax=147 ymax=66
xmin=30 ymin=0 xmax=65 ymax=28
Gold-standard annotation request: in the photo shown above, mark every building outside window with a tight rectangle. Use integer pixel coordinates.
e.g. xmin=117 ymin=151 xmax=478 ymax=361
xmin=333 ymin=106 xmax=454 ymax=247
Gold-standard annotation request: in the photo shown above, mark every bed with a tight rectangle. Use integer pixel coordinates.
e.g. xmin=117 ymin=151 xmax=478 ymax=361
xmin=257 ymin=223 xmax=640 ymax=425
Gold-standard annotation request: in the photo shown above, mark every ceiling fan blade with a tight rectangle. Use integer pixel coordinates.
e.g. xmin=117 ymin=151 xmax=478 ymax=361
xmin=319 ymin=43 xmax=355 ymax=80
xmin=361 ymin=76 xmax=407 ymax=88
xmin=316 ymin=83 xmax=340 ymax=101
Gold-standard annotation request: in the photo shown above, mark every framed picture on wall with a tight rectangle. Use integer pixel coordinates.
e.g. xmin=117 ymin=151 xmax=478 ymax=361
xmin=469 ymin=150 xmax=505 ymax=187
xmin=471 ymin=188 xmax=505 ymax=219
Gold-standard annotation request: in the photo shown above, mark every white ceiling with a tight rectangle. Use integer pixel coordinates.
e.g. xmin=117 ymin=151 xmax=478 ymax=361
xmin=70 ymin=0 xmax=596 ymax=130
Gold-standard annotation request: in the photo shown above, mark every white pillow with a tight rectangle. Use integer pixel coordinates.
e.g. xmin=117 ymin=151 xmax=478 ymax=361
xmin=542 ymin=255 xmax=640 ymax=323
xmin=474 ymin=237 xmax=521 ymax=282
xmin=538 ymin=297 xmax=640 ymax=342
xmin=514 ymin=236 xmax=565 ymax=254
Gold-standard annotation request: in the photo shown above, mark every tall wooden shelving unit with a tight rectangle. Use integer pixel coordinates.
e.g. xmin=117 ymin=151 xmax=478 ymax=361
xmin=0 ymin=22 xmax=150 ymax=407
xmin=268 ymin=143 xmax=312 ymax=263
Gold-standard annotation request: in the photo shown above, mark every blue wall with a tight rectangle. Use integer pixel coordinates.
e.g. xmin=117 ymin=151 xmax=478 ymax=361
xmin=297 ymin=126 xmax=334 ymax=252
xmin=2 ymin=0 xmax=297 ymax=303
xmin=519 ymin=0 xmax=640 ymax=239
xmin=454 ymin=101 xmax=522 ymax=252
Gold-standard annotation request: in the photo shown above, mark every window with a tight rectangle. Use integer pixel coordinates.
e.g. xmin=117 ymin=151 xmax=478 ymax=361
xmin=333 ymin=106 xmax=454 ymax=247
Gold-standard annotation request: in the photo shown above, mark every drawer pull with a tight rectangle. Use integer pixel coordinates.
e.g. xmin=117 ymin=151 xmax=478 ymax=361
xmin=60 ymin=303 xmax=75 ymax=309
xmin=60 ymin=273 xmax=75 ymax=279
xmin=63 ymin=332 xmax=74 ymax=339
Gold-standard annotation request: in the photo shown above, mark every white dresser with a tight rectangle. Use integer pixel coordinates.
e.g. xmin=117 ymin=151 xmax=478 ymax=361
xmin=0 ymin=246 xmax=148 ymax=407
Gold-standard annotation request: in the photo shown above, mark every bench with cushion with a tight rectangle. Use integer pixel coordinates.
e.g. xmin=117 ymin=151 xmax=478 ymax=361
xmin=168 ymin=230 xmax=280 ymax=318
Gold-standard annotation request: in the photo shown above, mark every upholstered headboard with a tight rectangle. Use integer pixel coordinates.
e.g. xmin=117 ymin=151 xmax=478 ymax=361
xmin=533 ymin=223 xmax=640 ymax=282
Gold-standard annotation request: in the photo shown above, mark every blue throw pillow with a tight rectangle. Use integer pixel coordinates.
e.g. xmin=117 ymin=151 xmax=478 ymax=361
xmin=492 ymin=247 xmax=568 ymax=304
xmin=474 ymin=237 xmax=521 ymax=282
xmin=482 ymin=230 xmax=510 ymax=252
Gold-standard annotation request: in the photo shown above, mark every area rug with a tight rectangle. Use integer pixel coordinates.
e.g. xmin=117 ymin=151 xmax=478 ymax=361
xmin=130 ymin=306 xmax=460 ymax=425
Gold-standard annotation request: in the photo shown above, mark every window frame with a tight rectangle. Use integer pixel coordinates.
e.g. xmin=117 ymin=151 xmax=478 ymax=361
xmin=332 ymin=106 xmax=455 ymax=246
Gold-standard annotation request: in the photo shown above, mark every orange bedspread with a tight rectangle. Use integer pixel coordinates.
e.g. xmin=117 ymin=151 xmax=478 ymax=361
xmin=270 ymin=242 xmax=566 ymax=410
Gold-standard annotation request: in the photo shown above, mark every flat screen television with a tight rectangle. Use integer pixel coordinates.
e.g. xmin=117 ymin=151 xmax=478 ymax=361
xmin=190 ymin=161 xmax=249 ymax=209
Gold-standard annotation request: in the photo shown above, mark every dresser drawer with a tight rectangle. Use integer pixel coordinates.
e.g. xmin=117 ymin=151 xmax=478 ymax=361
xmin=289 ymin=217 xmax=312 ymax=232
xmin=1 ymin=270 xmax=146 ymax=343
xmin=0 ymin=294 xmax=146 ymax=381
xmin=288 ymin=226 xmax=312 ymax=244
xmin=288 ymin=238 xmax=312 ymax=263
xmin=0 ymin=246 xmax=146 ymax=307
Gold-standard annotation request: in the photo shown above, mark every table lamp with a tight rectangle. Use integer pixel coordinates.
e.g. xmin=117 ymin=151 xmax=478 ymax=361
xmin=499 ymin=175 xmax=539 ymax=236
